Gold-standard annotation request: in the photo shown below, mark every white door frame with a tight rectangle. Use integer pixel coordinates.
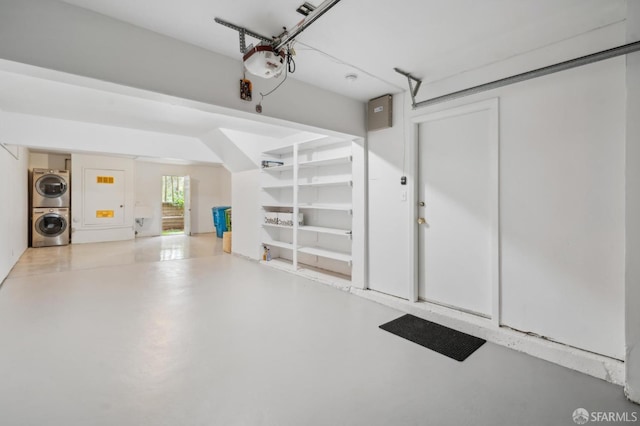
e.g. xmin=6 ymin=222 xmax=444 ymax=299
xmin=409 ymin=98 xmax=501 ymax=325
xmin=183 ymin=175 xmax=191 ymax=236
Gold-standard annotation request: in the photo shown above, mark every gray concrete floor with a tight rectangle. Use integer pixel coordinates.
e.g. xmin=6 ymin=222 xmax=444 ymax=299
xmin=0 ymin=234 xmax=637 ymax=426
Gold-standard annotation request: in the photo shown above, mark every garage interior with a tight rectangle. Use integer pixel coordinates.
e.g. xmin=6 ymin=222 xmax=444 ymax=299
xmin=0 ymin=0 xmax=639 ymax=424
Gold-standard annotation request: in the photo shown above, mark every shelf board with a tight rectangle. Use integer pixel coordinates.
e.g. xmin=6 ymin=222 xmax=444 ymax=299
xmin=262 ymin=223 xmax=294 ymax=230
xmin=262 ymin=241 xmax=295 ymax=250
xmin=298 ymin=155 xmax=352 ymax=169
xmin=298 ymin=225 xmax=352 ymax=237
xmin=261 ymin=164 xmax=294 ymax=172
xmin=262 ymin=145 xmax=294 ymax=156
xmin=263 ymin=180 xmax=351 ymax=190
xmin=298 ymin=203 xmax=352 ymax=212
xmin=298 ymin=179 xmax=352 ymax=188
xmin=262 ymin=204 xmax=294 ymax=209
xmin=261 ymin=183 xmax=294 ymax=190
xmin=260 ymin=259 xmax=352 ymax=288
xmin=296 ymin=262 xmax=352 ymax=287
xmin=264 ymin=223 xmax=350 ymax=236
xmin=263 ymin=137 xmax=350 ymax=157
xmin=298 ymin=246 xmax=352 ymax=263
xmin=260 ymin=258 xmax=295 ymax=271
xmin=297 ymin=137 xmax=348 ymax=152
xmin=263 ymin=203 xmax=351 ymax=212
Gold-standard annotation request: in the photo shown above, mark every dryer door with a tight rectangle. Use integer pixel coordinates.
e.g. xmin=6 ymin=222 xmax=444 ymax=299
xmin=35 ymin=213 xmax=68 ymax=237
xmin=35 ymin=174 xmax=68 ymax=199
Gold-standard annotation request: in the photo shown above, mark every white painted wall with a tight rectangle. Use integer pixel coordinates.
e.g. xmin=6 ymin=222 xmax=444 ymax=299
xmin=200 ymin=129 xmax=256 ymax=174
xmin=29 ymin=152 xmax=70 ymax=171
xmin=0 ymin=0 xmax=365 ymax=138
xmin=209 ymin=129 xmax=331 ymax=171
xmin=47 ymin=153 xmax=70 ymax=171
xmin=134 ymin=161 xmax=231 ymax=237
xmin=70 ymin=153 xmax=135 ymax=244
xmin=351 ymin=138 xmax=367 ymax=290
xmin=497 ymin=57 xmax=625 ymax=359
xmin=625 ymin=0 xmax=640 ymax=404
xmin=367 ymin=93 xmax=411 ymax=298
xmin=28 ymin=152 xmax=48 ymax=170
xmin=231 ymin=169 xmax=261 ymax=260
xmin=0 ymin=144 xmax=28 ymax=282
xmin=370 ymin=24 xmax=627 ymax=360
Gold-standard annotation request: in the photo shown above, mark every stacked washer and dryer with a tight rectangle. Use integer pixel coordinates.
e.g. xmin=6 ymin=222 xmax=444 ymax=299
xmin=31 ymin=169 xmax=70 ymax=247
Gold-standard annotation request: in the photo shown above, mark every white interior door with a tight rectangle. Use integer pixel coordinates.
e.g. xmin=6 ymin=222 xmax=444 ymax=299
xmin=183 ymin=175 xmax=191 ymax=236
xmin=417 ymin=100 xmax=499 ymax=318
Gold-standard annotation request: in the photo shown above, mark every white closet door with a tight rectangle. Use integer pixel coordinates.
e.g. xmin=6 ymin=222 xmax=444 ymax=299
xmin=82 ymin=168 xmax=126 ymax=226
xmin=417 ymin=101 xmax=498 ymax=318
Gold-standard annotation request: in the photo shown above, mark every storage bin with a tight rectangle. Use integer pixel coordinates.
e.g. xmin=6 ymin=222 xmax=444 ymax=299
xmin=212 ymin=206 xmax=231 ymax=238
xmin=224 ymin=208 xmax=232 ymax=231
xmin=223 ymin=231 xmax=232 ymax=253
xmin=278 ymin=212 xmax=303 ymax=227
xmin=264 ymin=212 xmax=279 ymax=225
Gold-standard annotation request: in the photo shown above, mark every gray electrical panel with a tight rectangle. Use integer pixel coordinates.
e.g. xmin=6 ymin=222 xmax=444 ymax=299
xmin=367 ymin=94 xmax=393 ymax=131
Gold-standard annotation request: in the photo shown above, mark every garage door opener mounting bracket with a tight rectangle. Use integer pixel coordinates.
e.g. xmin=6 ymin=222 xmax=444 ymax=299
xmin=215 ymin=0 xmax=342 ymax=79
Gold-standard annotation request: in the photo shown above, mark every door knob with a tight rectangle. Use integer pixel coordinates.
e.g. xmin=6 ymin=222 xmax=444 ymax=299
xmin=418 ymin=201 xmax=425 ymax=206
xmin=417 ymin=217 xmax=426 ymax=224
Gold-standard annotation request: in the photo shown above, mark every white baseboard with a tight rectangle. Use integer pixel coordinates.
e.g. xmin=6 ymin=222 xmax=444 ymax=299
xmin=351 ymin=288 xmax=624 ymax=386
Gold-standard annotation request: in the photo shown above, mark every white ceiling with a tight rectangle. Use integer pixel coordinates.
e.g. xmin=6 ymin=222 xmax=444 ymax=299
xmin=0 ymin=0 xmax=629 ymax=165
xmin=60 ymin=0 xmax=627 ymax=101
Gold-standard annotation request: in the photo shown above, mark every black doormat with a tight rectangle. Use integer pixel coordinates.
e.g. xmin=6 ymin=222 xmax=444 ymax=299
xmin=379 ymin=314 xmax=486 ymax=361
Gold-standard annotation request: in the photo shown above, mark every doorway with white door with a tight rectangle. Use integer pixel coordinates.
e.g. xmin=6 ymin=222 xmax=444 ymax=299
xmin=161 ymin=175 xmax=191 ymax=236
xmin=414 ymin=99 xmax=500 ymax=320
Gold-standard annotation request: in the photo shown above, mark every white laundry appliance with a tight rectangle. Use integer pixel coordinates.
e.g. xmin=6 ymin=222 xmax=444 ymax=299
xmin=32 ymin=168 xmax=70 ymax=208
xmin=31 ymin=207 xmax=70 ymax=247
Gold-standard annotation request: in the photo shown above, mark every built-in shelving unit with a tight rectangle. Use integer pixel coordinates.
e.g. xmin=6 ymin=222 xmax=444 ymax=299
xmin=260 ymin=139 xmax=353 ymax=285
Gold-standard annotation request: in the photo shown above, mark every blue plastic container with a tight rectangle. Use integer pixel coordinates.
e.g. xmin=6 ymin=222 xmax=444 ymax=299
xmin=212 ymin=206 xmax=231 ymax=238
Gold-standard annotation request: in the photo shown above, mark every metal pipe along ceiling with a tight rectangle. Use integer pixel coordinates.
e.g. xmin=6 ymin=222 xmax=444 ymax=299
xmin=410 ymin=40 xmax=640 ymax=109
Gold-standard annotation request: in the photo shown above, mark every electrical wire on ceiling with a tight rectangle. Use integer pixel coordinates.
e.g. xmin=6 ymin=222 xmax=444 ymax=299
xmin=255 ymin=44 xmax=295 ymax=113
xmin=293 ymin=40 xmax=404 ymax=91
xmin=258 ymin=66 xmax=288 ymax=102
xmin=286 ymin=46 xmax=296 ymax=74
